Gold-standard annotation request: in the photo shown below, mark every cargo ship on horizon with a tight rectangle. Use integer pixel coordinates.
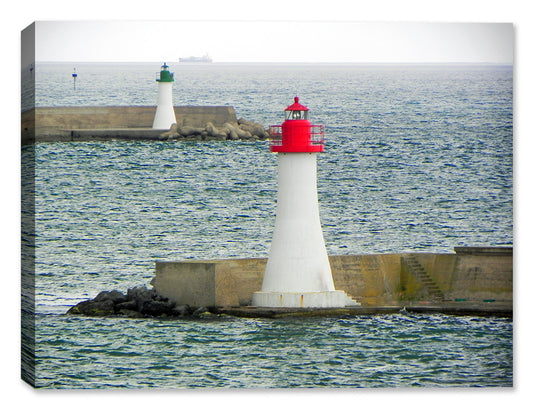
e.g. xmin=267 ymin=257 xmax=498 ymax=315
xmin=179 ymin=54 xmax=213 ymax=63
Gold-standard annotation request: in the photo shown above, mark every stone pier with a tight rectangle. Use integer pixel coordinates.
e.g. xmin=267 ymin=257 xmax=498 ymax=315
xmin=153 ymin=247 xmax=513 ymax=310
xmin=21 ymin=105 xmax=244 ymax=145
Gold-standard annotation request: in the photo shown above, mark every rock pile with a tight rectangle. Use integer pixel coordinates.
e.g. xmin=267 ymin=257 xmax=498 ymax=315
xmin=66 ymin=285 xmax=212 ymax=318
xmin=159 ymin=118 xmax=268 ymax=141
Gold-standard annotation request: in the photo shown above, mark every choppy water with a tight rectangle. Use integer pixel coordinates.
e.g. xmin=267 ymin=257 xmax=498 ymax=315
xmin=23 ymin=63 xmax=513 ymax=388
xmin=34 ymin=314 xmax=512 ymax=389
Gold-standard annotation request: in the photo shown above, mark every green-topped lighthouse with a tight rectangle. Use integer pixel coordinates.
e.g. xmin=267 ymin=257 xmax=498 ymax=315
xmin=152 ymin=63 xmax=177 ymax=129
xmin=158 ymin=62 xmax=174 ymax=82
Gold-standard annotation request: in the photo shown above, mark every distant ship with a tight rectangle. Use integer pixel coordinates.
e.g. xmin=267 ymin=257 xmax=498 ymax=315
xmin=179 ymin=54 xmax=213 ymax=63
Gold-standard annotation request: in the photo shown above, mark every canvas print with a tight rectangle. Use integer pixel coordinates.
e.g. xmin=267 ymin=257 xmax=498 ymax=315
xmin=21 ymin=21 xmax=513 ymax=388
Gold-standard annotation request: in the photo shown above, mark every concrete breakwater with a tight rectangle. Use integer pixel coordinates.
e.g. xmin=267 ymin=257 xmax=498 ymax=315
xmin=67 ymin=247 xmax=512 ymax=318
xmin=21 ymin=106 xmax=268 ymax=145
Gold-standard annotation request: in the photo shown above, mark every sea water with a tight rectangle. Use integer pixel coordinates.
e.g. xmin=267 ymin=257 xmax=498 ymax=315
xmin=23 ymin=63 xmax=513 ymax=388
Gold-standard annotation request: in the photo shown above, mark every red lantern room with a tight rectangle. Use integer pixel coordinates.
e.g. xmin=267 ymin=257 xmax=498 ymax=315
xmin=269 ymin=97 xmax=325 ymax=153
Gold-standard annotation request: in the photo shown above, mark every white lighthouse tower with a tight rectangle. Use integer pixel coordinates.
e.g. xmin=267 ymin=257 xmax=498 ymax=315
xmin=152 ymin=62 xmax=177 ymax=129
xmin=252 ymin=97 xmax=358 ymax=308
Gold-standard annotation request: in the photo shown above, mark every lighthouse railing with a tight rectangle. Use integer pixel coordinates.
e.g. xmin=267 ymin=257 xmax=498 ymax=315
xmin=310 ymin=125 xmax=325 ymax=146
xmin=156 ymin=71 xmax=174 ymax=82
xmin=268 ymin=125 xmax=325 ymax=148
xmin=268 ymin=125 xmax=283 ymax=146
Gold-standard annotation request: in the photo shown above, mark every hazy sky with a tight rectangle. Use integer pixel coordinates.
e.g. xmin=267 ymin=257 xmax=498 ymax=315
xmin=29 ymin=21 xmax=513 ymax=65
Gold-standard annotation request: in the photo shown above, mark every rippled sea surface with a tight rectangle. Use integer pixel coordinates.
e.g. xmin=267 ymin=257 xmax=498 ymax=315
xmin=23 ymin=63 xmax=513 ymax=388
xmin=35 ymin=314 xmax=512 ymax=389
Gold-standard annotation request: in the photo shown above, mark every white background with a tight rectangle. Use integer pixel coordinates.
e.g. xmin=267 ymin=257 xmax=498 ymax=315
xmin=2 ymin=0 xmax=530 ymax=407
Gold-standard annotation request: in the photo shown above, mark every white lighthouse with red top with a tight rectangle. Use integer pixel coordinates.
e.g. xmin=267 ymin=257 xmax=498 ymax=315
xmin=252 ymin=97 xmax=358 ymax=308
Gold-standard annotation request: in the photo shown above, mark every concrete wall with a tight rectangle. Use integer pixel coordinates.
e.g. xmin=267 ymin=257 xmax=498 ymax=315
xmin=153 ymin=248 xmax=513 ymax=308
xmin=175 ymin=106 xmax=238 ymax=128
xmin=21 ymin=106 xmax=238 ymax=144
xmin=329 ymin=254 xmax=402 ymax=306
xmin=155 ymin=258 xmax=265 ymax=308
xmin=156 ymin=262 xmax=217 ymax=307
xmin=445 ymin=247 xmax=513 ymax=301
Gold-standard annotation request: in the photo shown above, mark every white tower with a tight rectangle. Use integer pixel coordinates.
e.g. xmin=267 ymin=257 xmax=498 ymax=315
xmin=152 ymin=63 xmax=177 ymax=129
xmin=252 ymin=97 xmax=358 ymax=308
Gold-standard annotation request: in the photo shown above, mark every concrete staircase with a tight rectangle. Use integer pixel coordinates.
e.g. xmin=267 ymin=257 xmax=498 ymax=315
xmin=402 ymin=255 xmax=445 ymax=302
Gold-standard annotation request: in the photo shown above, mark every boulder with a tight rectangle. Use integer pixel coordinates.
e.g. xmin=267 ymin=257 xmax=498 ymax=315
xmin=127 ymin=285 xmax=156 ymax=309
xmin=93 ymin=290 xmax=127 ymax=304
xmin=115 ymin=300 xmax=138 ymax=311
xmin=171 ymin=305 xmax=191 ymax=317
xmin=192 ymin=306 xmax=209 ymax=317
xmin=205 ymin=122 xmax=229 ymax=139
xmin=222 ymin=123 xmax=239 ymax=140
xmin=223 ymin=122 xmax=252 ymax=140
xmin=177 ymin=125 xmax=204 ymax=137
xmin=67 ymin=299 xmax=115 ymax=317
xmin=68 ymin=282 xmax=221 ymax=318
xmin=158 ymin=118 xmax=268 ymax=141
xmin=154 ymin=294 xmax=170 ymax=302
xmin=238 ymin=118 xmax=268 ymax=138
xmin=159 ymin=123 xmax=179 ymax=139
xmin=140 ymin=300 xmax=176 ymax=316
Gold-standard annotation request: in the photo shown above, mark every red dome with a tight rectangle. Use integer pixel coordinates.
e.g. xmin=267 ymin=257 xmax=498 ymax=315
xmin=284 ymin=96 xmax=309 ymax=112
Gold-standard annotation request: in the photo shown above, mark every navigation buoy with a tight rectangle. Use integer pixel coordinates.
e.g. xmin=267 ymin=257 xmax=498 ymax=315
xmin=152 ymin=62 xmax=177 ymax=129
xmin=72 ymin=68 xmax=77 ymax=89
xmin=252 ymin=97 xmax=359 ymax=308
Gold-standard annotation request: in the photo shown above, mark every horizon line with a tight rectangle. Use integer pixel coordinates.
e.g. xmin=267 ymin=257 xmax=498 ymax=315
xmin=30 ymin=60 xmax=514 ymax=66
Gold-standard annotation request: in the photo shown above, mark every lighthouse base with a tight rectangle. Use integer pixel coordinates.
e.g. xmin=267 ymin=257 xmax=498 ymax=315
xmin=252 ymin=290 xmax=360 ymax=308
